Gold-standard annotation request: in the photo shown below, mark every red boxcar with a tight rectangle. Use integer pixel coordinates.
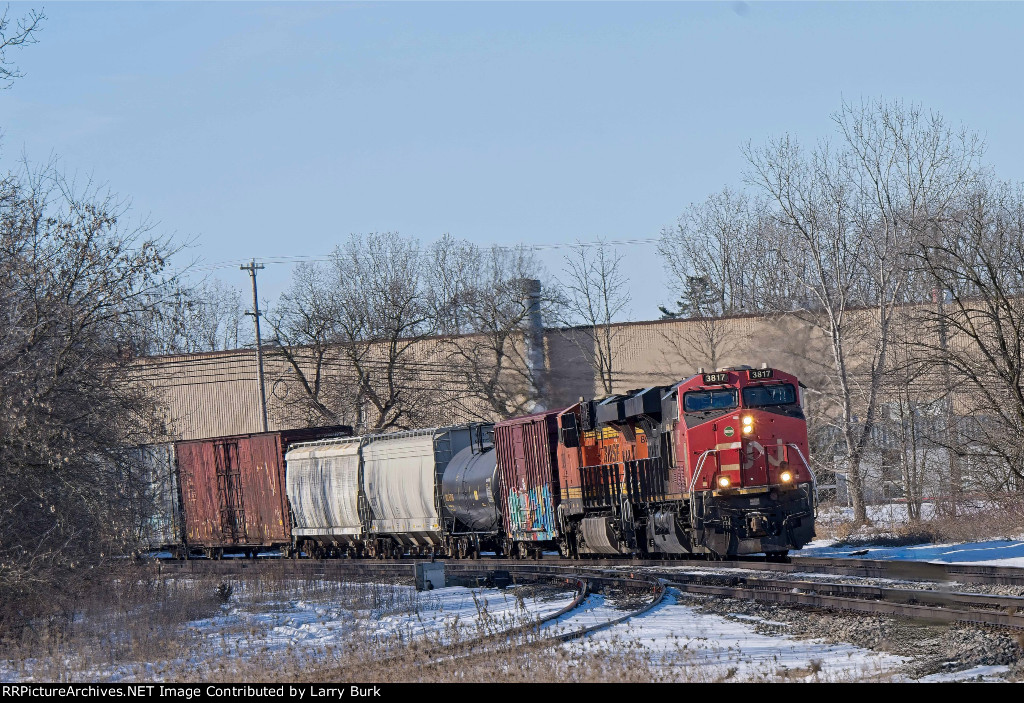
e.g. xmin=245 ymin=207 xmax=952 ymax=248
xmin=176 ymin=426 xmax=350 ymax=557
xmin=493 ymin=410 xmax=562 ymax=557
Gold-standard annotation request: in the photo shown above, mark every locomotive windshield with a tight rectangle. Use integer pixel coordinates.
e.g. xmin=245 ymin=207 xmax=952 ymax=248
xmin=683 ymin=389 xmax=737 ymax=412
xmin=742 ymin=383 xmax=797 ymax=407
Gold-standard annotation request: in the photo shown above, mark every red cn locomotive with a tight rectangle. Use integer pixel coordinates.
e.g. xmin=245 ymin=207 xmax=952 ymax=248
xmin=550 ymin=365 xmax=815 ymax=558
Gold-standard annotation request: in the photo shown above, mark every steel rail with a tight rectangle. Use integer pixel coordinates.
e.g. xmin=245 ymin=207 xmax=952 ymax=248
xmin=153 ymin=553 xmax=1024 ymax=586
xmin=150 ymin=557 xmax=1024 ymax=632
xmin=459 ymin=562 xmax=1024 ymax=630
xmin=154 ymin=553 xmax=1024 ymax=587
xmin=666 ymin=580 xmax=1024 ymax=630
xmin=441 ymin=564 xmax=667 ymax=642
xmin=154 ymin=559 xmax=665 ymax=641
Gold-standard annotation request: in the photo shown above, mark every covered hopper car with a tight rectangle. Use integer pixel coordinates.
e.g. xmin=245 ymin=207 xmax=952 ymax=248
xmin=283 ymin=423 xmax=497 ymax=559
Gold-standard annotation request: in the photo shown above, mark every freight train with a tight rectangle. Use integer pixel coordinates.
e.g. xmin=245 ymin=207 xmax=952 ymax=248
xmin=137 ymin=365 xmax=816 ymax=559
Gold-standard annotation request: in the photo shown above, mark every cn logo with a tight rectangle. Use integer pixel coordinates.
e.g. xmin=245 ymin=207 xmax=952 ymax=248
xmin=743 ymin=439 xmax=786 ymax=470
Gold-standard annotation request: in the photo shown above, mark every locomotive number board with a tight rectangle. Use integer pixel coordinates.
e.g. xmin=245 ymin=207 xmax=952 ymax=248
xmin=702 ymin=372 xmax=730 ymax=385
xmin=748 ymin=368 xmax=774 ymax=380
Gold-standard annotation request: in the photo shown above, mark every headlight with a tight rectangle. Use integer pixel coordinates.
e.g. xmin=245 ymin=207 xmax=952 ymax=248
xmin=742 ymin=415 xmax=753 ymax=426
xmin=717 ymin=476 xmax=731 ymax=489
xmin=780 ymin=471 xmax=793 ymax=483
xmin=742 ymin=424 xmax=753 ymax=434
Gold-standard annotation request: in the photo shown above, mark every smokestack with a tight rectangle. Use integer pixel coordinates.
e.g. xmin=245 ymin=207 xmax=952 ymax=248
xmin=520 ymin=278 xmax=546 ymax=410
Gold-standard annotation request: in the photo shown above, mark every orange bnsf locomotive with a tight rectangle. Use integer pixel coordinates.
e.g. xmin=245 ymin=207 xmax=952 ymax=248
xmin=498 ymin=365 xmax=815 ymax=558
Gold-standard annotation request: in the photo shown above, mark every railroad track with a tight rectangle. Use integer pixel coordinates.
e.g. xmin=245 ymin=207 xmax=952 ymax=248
xmin=153 ymin=555 xmax=1024 ymax=632
xmin=428 ymin=570 xmax=666 ymax=666
xmin=155 ymin=553 xmax=1024 ymax=586
xmin=441 ymin=562 xmax=1024 ymax=631
xmin=155 ymin=558 xmax=666 ymax=644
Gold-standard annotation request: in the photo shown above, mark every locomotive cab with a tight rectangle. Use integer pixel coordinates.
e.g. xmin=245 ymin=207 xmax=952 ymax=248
xmin=677 ymin=366 xmax=815 ymax=556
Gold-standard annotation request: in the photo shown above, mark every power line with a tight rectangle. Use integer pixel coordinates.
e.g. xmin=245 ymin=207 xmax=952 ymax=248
xmin=240 ymin=259 xmax=269 ymax=433
xmin=187 ymin=237 xmax=661 ymax=274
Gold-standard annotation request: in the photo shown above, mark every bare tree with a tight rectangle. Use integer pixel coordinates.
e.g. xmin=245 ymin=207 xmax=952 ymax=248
xmin=0 ymin=162 xmax=180 ymax=616
xmin=268 ymin=233 xmax=435 ymax=432
xmin=0 ymin=7 xmax=43 ymax=90
xmin=558 ymin=240 xmax=630 ymax=395
xmin=330 ymin=232 xmax=436 ymax=430
xmin=659 ymin=187 xmax=771 ymax=318
xmin=266 ymin=262 xmax=352 ymax=427
xmin=134 ymin=278 xmax=246 ymax=355
xmin=427 ymin=236 xmax=556 ymax=419
xmin=657 ymin=190 xmax=766 ymax=371
xmin=914 ymin=177 xmax=1024 ymax=492
xmin=744 ymin=99 xmax=982 ymax=522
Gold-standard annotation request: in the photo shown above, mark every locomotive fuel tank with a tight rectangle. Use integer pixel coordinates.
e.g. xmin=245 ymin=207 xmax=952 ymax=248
xmin=441 ymin=442 xmax=499 ymax=533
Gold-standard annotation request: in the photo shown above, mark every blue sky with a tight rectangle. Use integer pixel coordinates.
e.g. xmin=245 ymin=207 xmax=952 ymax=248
xmin=3 ymin=1 xmax=1023 ymax=319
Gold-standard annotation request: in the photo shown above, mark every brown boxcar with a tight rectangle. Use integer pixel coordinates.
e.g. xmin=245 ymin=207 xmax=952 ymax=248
xmin=493 ymin=409 xmax=563 ymax=557
xmin=176 ymin=426 xmax=351 ymax=556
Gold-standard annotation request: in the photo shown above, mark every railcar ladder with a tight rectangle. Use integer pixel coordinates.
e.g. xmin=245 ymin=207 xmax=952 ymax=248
xmin=433 ymin=431 xmax=454 ymax=530
xmin=214 ymin=442 xmax=247 ymax=544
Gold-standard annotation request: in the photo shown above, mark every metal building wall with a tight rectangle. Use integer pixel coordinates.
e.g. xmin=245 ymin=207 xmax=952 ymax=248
xmin=130 ymin=314 xmax=795 ymax=442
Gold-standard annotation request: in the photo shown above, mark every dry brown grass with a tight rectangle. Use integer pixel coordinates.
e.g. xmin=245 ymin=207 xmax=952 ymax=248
xmin=816 ymin=495 xmax=1024 ymax=547
xmin=0 ymin=566 xmax=894 ymax=683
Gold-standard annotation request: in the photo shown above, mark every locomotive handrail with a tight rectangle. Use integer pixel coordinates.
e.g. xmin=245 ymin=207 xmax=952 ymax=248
xmin=785 ymin=443 xmax=818 ymax=516
xmin=687 ymin=449 xmax=719 ymax=496
xmin=687 ymin=449 xmax=719 ymax=529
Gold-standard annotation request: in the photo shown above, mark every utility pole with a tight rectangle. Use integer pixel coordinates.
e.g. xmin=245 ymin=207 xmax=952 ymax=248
xmin=241 ymin=259 xmax=270 ymax=433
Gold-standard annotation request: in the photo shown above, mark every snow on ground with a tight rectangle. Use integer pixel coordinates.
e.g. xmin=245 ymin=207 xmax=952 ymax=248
xmin=818 ymin=502 xmax=941 ymax=526
xmin=914 ymin=664 xmax=1011 ymax=683
xmin=566 ymin=588 xmax=908 ymax=682
xmin=188 ymin=584 xmax=576 ymax=654
xmin=3 ymin=581 xmax=1013 ymax=682
xmin=0 ymin=584 xmax=577 ymax=682
xmin=800 ymin=538 xmax=1024 ymax=566
xmin=541 ymin=593 xmax=619 ymax=635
